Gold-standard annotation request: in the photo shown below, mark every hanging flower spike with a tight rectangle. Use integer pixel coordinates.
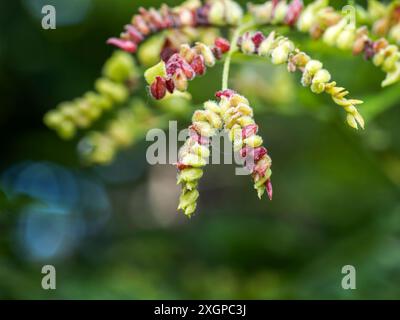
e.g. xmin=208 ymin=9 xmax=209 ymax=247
xmin=44 ymin=51 xmax=138 ymax=139
xmin=177 ymin=100 xmax=223 ymax=217
xmin=237 ymin=31 xmax=365 ymax=129
xmin=216 ymin=90 xmax=273 ymax=200
xmin=107 ymin=0 xmax=242 ymax=53
xmin=145 ymin=38 xmax=230 ymax=100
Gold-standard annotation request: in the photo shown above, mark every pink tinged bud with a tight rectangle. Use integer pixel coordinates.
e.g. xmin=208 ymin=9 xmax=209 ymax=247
xmin=189 ymin=127 xmax=209 ymax=145
xmin=165 ymin=78 xmax=175 ymax=93
xmin=150 ymin=76 xmax=167 ymax=100
xmin=190 ymin=55 xmax=206 ymax=75
xmin=166 ymin=54 xmax=195 ymax=80
xmin=106 ymin=38 xmax=137 ymax=53
xmin=132 ymin=15 xmax=151 ymax=35
xmin=215 ymin=89 xmax=236 ymax=99
xmin=251 ymin=32 xmax=265 ymax=49
xmin=254 ymin=161 xmax=268 ymax=178
xmin=253 ymin=147 xmax=268 ymax=162
xmin=242 ymin=124 xmax=259 ymax=139
xmin=215 ymin=37 xmax=231 ymax=54
xmin=285 ymin=0 xmax=303 ymax=26
xmin=124 ymin=25 xmax=144 ymax=43
xmin=266 ymin=179 xmax=273 ymax=200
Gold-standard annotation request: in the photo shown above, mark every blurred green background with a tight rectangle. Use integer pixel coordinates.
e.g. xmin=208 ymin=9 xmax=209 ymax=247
xmin=1 ymin=0 xmax=400 ymax=299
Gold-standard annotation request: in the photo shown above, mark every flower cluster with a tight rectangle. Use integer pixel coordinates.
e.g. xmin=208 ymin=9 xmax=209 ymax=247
xmin=238 ymin=31 xmax=365 ymax=129
xmin=248 ymin=0 xmax=304 ymax=27
xmin=176 ymin=100 xmax=223 ymax=217
xmin=145 ymin=38 xmax=230 ymax=99
xmin=107 ymin=0 xmax=242 ymax=53
xmin=293 ymin=0 xmax=400 ymax=87
xmin=217 ymin=89 xmax=273 ymax=200
xmin=44 ymin=51 xmax=138 ymax=139
xmin=176 ymin=89 xmax=273 ymax=217
xmin=368 ymin=0 xmax=400 ymax=43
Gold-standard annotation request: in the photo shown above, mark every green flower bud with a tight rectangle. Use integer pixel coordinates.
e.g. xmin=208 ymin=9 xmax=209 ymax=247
xmin=310 ymin=82 xmax=325 ymax=94
xmin=57 ymin=120 xmax=76 ymax=140
xmin=272 ymin=1 xmax=288 ymax=24
xmin=258 ymin=32 xmax=275 ymax=56
xmin=138 ymin=35 xmax=165 ymax=67
xmin=244 ymin=135 xmax=263 ymax=148
xmin=204 ymin=100 xmax=221 ymax=114
xmin=181 ymin=154 xmax=207 ymax=167
xmin=305 ymin=60 xmax=323 ymax=75
xmin=195 ymin=43 xmax=216 ymax=67
xmin=226 ymin=0 xmax=243 ymax=25
xmin=297 ymin=0 xmax=328 ymax=32
xmin=178 ymin=168 xmax=203 ymax=183
xmin=144 ymin=61 xmax=167 ymax=84
xmin=389 ymin=24 xmax=400 ymax=44
xmin=271 ymin=45 xmax=290 ymax=65
xmin=208 ymin=1 xmax=225 ymax=26
xmin=95 ymin=78 xmax=128 ymax=103
xmin=194 ymin=121 xmax=215 ymax=137
xmin=178 ymin=189 xmax=199 ymax=211
xmin=382 ymin=62 xmax=400 ymax=87
xmin=346 ymin=113 xmax=358 ymax=130
xmin=103 ymin=51 xmax=137 ymax=83
xmin=236 ymin=116 xmax=255 ymax=127
xmin=323 ymin=19 xmax=347 ymax=46
xmin=191 ymin=143 xmax=210 ymax=158
xmin=313 ymin=69 xmax=331 ymax=84
xmin=44 ymin=110 xmax=63 ymax=128
xmin=336 ymin=26 xmax=356 ymax=51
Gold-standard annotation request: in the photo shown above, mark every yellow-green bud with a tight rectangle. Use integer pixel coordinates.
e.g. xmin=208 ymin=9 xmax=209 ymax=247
xmin=144 ymin=61 xmax=167 ymax=84
xmin=95 ymin=78 xmax=128 ymax=103
xmin=244 ymin=135 xmax=263 ymax=148
xmin=323 ymin=19 xmax=346 ymax=46
xmin=305 ymin=60 xmax=323 ymax=74
xmin=336 ymin=26 xmax=356 ymax=50
xmin=178 ymin=168 xmax=203 ymax=183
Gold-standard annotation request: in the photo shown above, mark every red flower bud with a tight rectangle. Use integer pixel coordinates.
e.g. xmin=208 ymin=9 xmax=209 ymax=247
xmin=190 ymin=54 xmax=206 ymax=75
xmin=166 ymin=54 xmax=195 ymax=80
xmin=216 ymin=89 xmax=236 ymax=99
xmin=106 ymin=38 xmax=137 ymax=53
xmin=212 ymin=47 xmax=222 ymax=60
xmin=215 ymin=37 xmax=231 ymax=54
xmin=150 ymin=76 xmax=167 ymax=100
xmin=253 ymin=147 xmax=268 ymax=162
xmin=176 ymin=162 xmax=190 ymax=171
xmin=242 ymin=124 xmax=259 ymax=139
xmin=165 ymin=78 xmax=175 ymax=93
xmin=251 ymin=32 xmax=265 ymax=48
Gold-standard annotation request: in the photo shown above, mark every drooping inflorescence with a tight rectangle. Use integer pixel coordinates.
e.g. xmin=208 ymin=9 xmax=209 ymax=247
xmin=176 ymin=89 xmax=272 ymax=217
xmin=217 ymin=89 xmax=273 ymax=200
xmin=176 ymin=100 xmax=223 ymax=216
xmin=44 ymin=51 xmax=139 ymax=139
xmin=107 ymin=0 xmax=242 ymax=53
xmin=238 ymin=31 xmax=365 ymax=129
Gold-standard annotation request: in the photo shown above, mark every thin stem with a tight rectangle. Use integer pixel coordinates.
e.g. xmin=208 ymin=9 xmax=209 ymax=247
xmin=222 ymin=21 xmax=256 ymax=90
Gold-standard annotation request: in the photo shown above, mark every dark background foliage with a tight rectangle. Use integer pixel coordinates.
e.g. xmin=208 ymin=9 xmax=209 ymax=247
xmin=0 ymin=0 xmax=399 ymax=299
